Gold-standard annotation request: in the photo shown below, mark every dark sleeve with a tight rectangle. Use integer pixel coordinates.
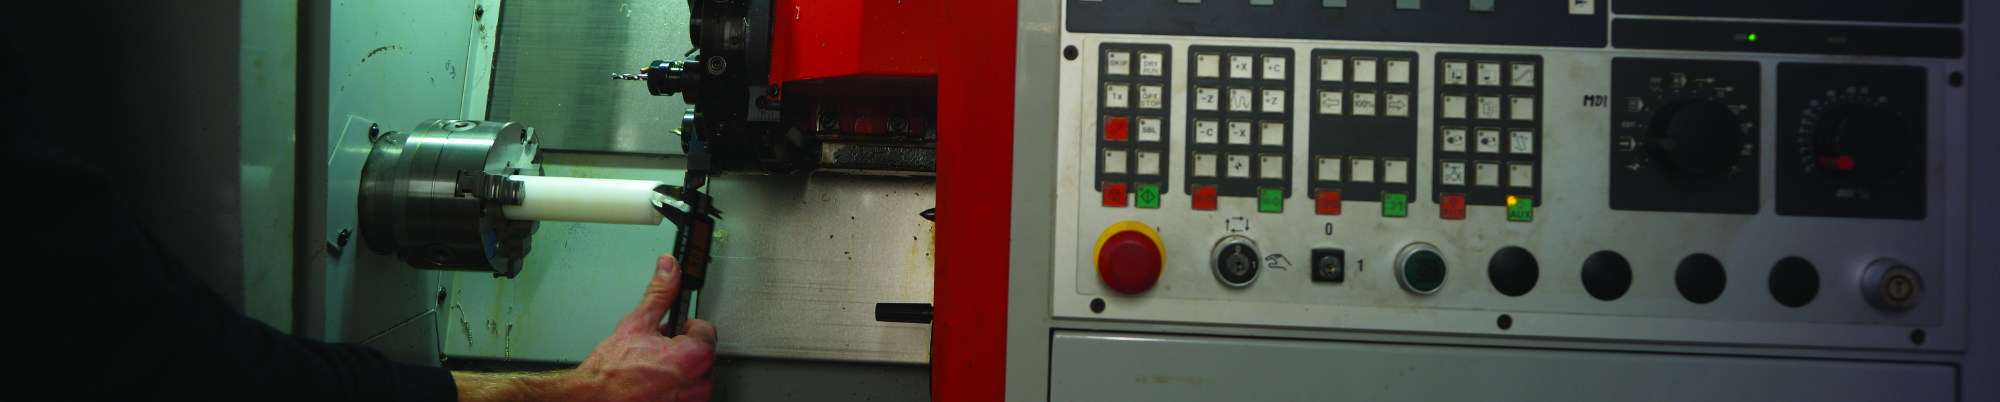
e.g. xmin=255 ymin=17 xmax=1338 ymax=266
xmin=6 ymin=30 xmax=457 ymax=402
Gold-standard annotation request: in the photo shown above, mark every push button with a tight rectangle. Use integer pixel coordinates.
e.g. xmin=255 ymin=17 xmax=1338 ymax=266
xmin=1383 ymin=192 xmax=1409 ymax=217
xmin=1397 ymin=243 xmax=1445 ymax=294
xmin=1094 ymin=221 xmax=1165 ymax=294
xmin=1258 ymin=188 xmax=1283 ymax=213
xmin=1103 ymin=116 xmax=1129 ymax=141
xmin=1192 ymin=185 xmax=1218 ymax=210
xmin=1102 ymin=182 xmax=1128 ymax=207
xmin=1314 ymin=189 xmax=1341 ymax=215
xmin=1135 ymin=184 xmax=1161 ymax=209
xmin=1440 ymin=193 xmax=1466 ymax=220
xmin=1259 ymin=154 xmax=1286 ymax=179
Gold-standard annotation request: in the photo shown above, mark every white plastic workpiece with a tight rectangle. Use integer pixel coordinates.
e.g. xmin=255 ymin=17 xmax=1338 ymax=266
xmin=502 ymin=176 xmax=666 ymax=225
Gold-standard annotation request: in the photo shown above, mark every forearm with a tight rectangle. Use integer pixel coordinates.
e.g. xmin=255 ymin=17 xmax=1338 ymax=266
xmin=452 ymin=371 xmax=584 ymax=402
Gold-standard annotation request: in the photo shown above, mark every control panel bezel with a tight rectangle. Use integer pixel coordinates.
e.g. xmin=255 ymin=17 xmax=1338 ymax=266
xmin=1052 ymin=33 xmax=1967 ymax=352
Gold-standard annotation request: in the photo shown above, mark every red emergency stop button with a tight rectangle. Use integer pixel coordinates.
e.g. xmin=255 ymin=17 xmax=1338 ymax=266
xmin=1095 ymin=221 xmax=1165 ymax=294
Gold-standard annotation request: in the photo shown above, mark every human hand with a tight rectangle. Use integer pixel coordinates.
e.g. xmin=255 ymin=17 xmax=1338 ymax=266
xmin=565 ymin=254 xmax=718 ymax=401
xmin=453 ymin=255 xmax=716 ymax=402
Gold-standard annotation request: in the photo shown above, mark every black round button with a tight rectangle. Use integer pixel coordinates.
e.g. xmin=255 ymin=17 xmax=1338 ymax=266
xmin=1487 ymin=247 xmax=1539 ymax=297
xmin=1646 ymin=99 xmax=1746 ymax=176
xmin=1769 ymin=257 xmax=1820 ymax=308
xmin=1674 ymin=254 xmax=1727 ymax=304
xmin=1581 ymin=251 xmax=1632 ymax=301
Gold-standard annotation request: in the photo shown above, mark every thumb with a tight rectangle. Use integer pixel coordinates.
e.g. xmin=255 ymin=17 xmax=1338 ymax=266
xmin=619 ymin=254 xmax=681 ymax=334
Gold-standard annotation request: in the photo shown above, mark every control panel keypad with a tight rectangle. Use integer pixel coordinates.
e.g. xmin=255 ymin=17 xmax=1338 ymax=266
xmin=1188 ymin=46 xmax=1294 ymax=200
xmin=1434 ymin=53 xmax=1542 ymax=208
xmin=1308 ymin=49 xmax=1420 ymax=206
xmin=1097 ymin=44 xmax=1173 ymax=206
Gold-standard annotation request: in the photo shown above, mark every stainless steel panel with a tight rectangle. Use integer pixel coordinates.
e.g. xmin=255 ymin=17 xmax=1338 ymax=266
xmin=712 ymin=357 xmax=929 ymax=402
xmin=443 ymin=152 xmax=934 ymax=365
xmin=487 ymin=0 xmax=693 ymax=154
xmin=1049 ymin=331 xmax=1954 ymax=402
xmin=699 ymin=172 xmax=937 ymax=364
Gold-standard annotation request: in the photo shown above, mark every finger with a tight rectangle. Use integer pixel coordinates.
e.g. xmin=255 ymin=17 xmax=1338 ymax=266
xmin=618 ymin=254 xmax=681 ymax=334
xmin=680 ymin=318 xmax=718 ymax=346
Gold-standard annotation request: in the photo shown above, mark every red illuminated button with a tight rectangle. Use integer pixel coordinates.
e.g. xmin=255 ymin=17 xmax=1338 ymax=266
xmin=1103 ymin=182 xmax=1128 ymax=207
xmin=1095 ymin=221 xmax=1164 ymax=294
xmin=1105 ymin=117 xmax=1130 ymax=141
xmin=1192 ymin=185 xmax=1218 ymax=210
xmin=1440 ymin=193 xmax=1466 ymax=220
xmin=1315 ymin=190 xmax=1342 ymax=215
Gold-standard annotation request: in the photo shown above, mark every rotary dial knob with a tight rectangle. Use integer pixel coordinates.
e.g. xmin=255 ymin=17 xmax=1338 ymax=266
xmin=1812 ymin=105 xmax=1912 ymax=182
xmin=1646 ymin=99 xmax=1746 ymax=176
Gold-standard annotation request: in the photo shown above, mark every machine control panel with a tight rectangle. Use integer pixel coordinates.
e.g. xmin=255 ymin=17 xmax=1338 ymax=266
xmin=1053 ymin=1 xmax=1966 ymax=353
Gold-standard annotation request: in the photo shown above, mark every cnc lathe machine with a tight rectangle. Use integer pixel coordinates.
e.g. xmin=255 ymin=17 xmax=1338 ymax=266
xmin=293 ymin=1 xmax=1999 ymax=401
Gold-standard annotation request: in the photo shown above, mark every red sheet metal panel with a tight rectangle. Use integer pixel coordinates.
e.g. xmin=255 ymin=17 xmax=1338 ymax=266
xmin=771 ymin=0 xmax=940 ymax=84
xmin=934 ymin=0 xmax=1013 ymax=400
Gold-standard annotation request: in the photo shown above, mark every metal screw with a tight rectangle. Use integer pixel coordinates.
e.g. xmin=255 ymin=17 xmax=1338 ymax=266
xmin=707 ymin=56 xmax=727 ymax=75
xmin=1911 ymin=329 xmax=1927 ymax=345
xmin=1497 ymin=314 xmax=1513 ymax=330
xmin=367 ymin=124 xmax=381 ymax=141
xmin=1090 ymin=298 xmax=1105 ymax=313
xmin=335 ymin=229 xmax=351 ymax=248
xmin=1064 ymin=45 xmax=1078 ymax=60
xmin=474 ymin=4 xmax=485 ymax=20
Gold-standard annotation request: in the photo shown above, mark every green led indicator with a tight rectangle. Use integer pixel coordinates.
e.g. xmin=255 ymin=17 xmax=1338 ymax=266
xmin=1258 ymin=188 xmax=1284 ymax=213
xmin=1136 ymin=184 xmax=1161 ymax=209
xmin=1382 ymin=192 xmax=1409 ymax=217
xmin=1507 ymin=196 xmax=1534 ymax=222
xmin=1748 ymin=33 xmax=1758 ymax=42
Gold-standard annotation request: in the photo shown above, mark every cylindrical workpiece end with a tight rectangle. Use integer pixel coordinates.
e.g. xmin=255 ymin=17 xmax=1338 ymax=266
xmin=501 ymin=176 xmax=665 ymax=225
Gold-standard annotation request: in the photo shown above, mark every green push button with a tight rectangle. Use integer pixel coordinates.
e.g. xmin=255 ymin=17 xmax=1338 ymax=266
xmin=1507 ymin=195 xmax=1533 ymax=222
xmin=1397 ymin=244 xmax=1446 ymax=294
xmin=1258 ymin=188 xmax=1283 ymax=213
xmin=1135 ymin=184 xmax=1161 ymax=209
xmin=1382 ymin=192 xmax=1409 ymax=217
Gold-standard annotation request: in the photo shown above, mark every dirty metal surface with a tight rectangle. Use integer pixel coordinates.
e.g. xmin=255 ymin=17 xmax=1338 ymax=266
xmin=315 ymin=0 xmax=482 ymax=367
xmin=486 ymin=0 xmax=694 ymax=155
xmin=699 ymin=171 xmax=938 ymax=364
xmin=443 ymin=152 xmax=935 ymax=364
xmin=1049 ymin=331 xmax=1954 ymax=402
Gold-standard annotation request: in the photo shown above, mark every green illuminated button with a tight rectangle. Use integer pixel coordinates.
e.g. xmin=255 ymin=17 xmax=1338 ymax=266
xmin=1507 ymin=195 xmax=1533 ymax=222
xmin=1397 ymin=243 xmax=1446 ymax=294
xmin=1258 ymin=188 xmax=1283 ymax=213
xmin=1382 ymin=192 xmax=1409 ymax=217
xmin=1136 ymin=184 xmax=1161 ymax=209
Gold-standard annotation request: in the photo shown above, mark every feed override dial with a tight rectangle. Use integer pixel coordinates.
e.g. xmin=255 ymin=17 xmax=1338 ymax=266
xmin=1608 ymin=58 xmax=1761 ymax=214
xmin=1773 ymin=62 xmax=1927 ymax=220
xmin=1796 ymin=87 xmax=1914 ymax=182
